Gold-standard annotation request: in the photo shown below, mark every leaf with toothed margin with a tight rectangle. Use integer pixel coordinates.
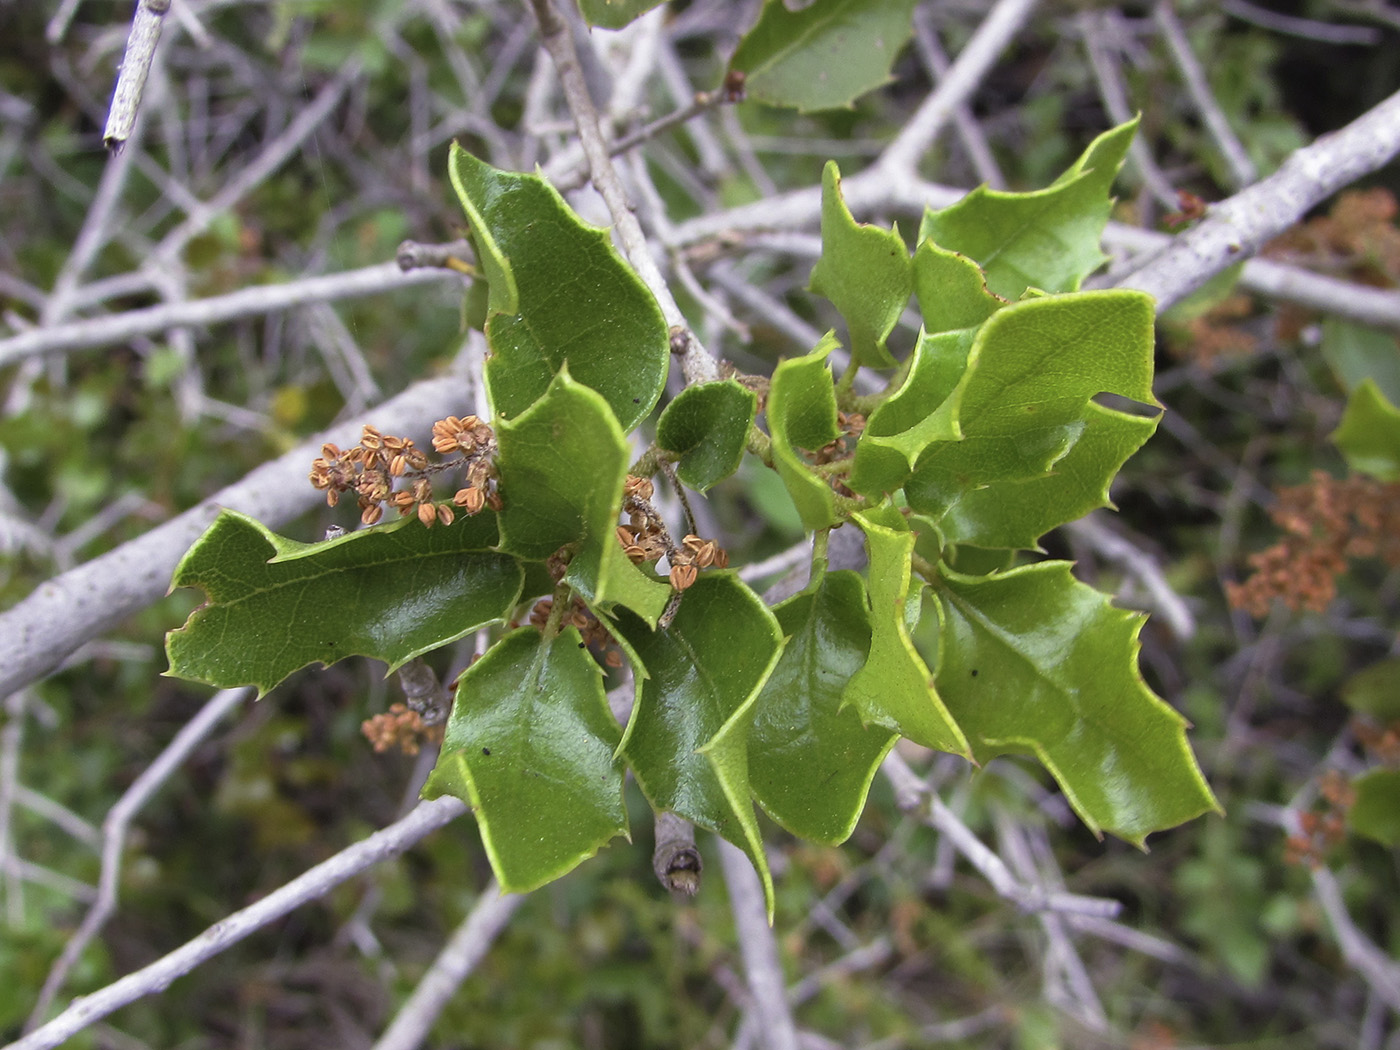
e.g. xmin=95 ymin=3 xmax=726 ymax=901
xmin=423 ymin=626 xmax=628 ymax=892
xmin=165 ymin=509 xmax=523 ymax=696
xmin=656 ymin=381 xmax=758 ymax=492
xmin=613 ymin=573 xmax=784 ymax=920
xmin=932 ymin=560 xmax=1220 ymax=845
xmin=767 ymin=332 xmax=843 ymax=530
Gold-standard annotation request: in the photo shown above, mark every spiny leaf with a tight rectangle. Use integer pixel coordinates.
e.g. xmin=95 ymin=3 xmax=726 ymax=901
xmin=449 ymin=144 xmax=667 ymax=431
xmin=809 ymin=160 xmax=911 ymax=368
xmin=1332 ymin=378 xmax=1400 ymax=481
xmin=766 ymin=332 xmax=843 ymax=529
xmin=918 ymin=120 xmax=1137 ymax=299
xmin=423 ymin=626 xmax=628 ymax=892
xmin=933 ymin=561 xmax=1220 ymax=845
xmin=906 ymin=290 xmax=1158 ymax=521
xmin=613 ymin=573 xmax=784 ymax=919
xmin=165 ymin=509 xmax=523 ymax=695
xmin=912 ymin=240 xmax=1006 ymax=337
xmin=728 ymin=0 xmax=919 ymax=113
xmin=656 ymin=381 xmax=758 ymax=492
xmin=578 ymin=0 xmax=666 ymax=29
xmin=749 ymin=571 xmax=895 ymax=845
xmin=843 ymin=507 xmax=970 ymax=757
xmin=495 ymin=369 xmax=671 ymax=627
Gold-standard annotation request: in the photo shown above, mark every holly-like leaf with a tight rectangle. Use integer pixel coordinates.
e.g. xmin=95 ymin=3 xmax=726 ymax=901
xmin=847 ymin=328 xmax=974 ymax=497
xmin=766 ymin=332 xmax=843 ymax=529
xmin=1332 ymin=378 xmax=1400 ymax=482
xmin=809 ymin=161 xmax=911 ymax=368
xmin=495 ymin=369 xmax=671 ymax=627
xmin=933 ymin=561 xmax=1220 ymax=844
xmin=579 ymin=0 xmax=666 ymax=29
xmin=166 ymin=510 xmax=523 ymax=695
xmin=918 ymin=120 xmax=1137 ymax=299
xmin=728 ymin=0 xmax=918 ymax=112
xmin=843 ymin=508 xmax=969 ymax=757
xmin=613 ymin=574 xmax=784 ymax=918
xmin=941 ymin=401 xmax=1160 ymax=550
xmin=906 ymin=291 xmax=1158 ymax=521
xmin=423 ymin=627 xmax=628 ymax=892
xmin=912 ymin=240 xmax=1006 ymax=337
xmin=1347 ymin=768 xmax=1400 ymax=847
xmin=449 ymin=144 xmax=667 ymax=432
xmin=656 ymin=381 xmax=758 ymax=492
xmin=749 ymin=571 xmax=895 ymax=845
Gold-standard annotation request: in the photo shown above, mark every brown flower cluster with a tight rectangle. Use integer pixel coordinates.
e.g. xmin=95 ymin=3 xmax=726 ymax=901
xmin=616 ymin=475 xmax=728 ymax=591
xmin=361 ymin=703 xmax=445 ymax=756
xmin=308 ymin=416 xmax=500 ymax=528
xmin=1226 ymin=471 xmax=1400 ymax=617
xmin=1266 ymin=187 xmax=1400 ymax=287
xmin=811 ymin=410 xmax=866 ymax=497
xmin=528 ymin=596 xmax=624 ymax=668
xmin=1284 ymin=770 xmax=1354 ymax=868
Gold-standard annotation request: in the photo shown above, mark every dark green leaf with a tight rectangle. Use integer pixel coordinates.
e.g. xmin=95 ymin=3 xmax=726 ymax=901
xmin=728 ymin=0 xmax=919 ymax=112
xmin=1347 ymin=769 xmax=1400 ymax=847
xmin=579 ymin=0 xmax=666 ymax=29
xmin=423 ymin=627 xmax=628 ymax=892
xmin=614 ymin=574 xmax=784 ymax=918
xmin=933 ymin=561 xmax=1219 ymax=844
xmin=495 ymin=369 xmax=671 ymax=627
xmin=656 ymin=381 xmax=758 ymax=492
xmin=809 ymin=161 xmax=911 ymax=368
xmin=1340 ymin=658 xmax=1400 ymax=721
xmin=918 ymin=120 xmax=1137 ymax=299
xmin=749 ymin=571 xmax=895 ymax=844
xmin=843 ymin=508 xmax=970 ymax=757
xmin=449 ymin=144 xmax=667 ymax=431
xmin=166 ymin=510 xmax=523 ymax=695
xmin=1332 ymin=378 xmax=1400 ymax=481
xmin=766 ymin=333 xmax=843 ymax=529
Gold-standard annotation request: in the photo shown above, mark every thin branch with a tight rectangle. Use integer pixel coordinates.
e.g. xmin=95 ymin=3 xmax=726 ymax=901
xmin=8 ymin=797 xmax=470 ymax=1050
xmin=103 ymin=0 xmax=171 ymax=152
xmin=911 ymin=7 xmax=1007 ymax=190
xmin=717 ymin=838 xmax=800 ymax=1050
xmin=1221 ymin=0 xmax=1382 ymax=44
xmin=26 ymin=688 xmax=252 ymax=1031
xmin=371 ymin=882 xmax=525 ymax=1050
xmin=652 ymin=810 xmax=702 ymax=896
xmin=1064 ymin=513 xmax=1196 ymax=642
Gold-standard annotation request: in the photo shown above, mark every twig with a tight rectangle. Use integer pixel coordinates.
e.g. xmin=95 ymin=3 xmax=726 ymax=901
xmin=103 ymin=0 xmax=171 ymax=152
xmin=1221 ymin=0 xmax=1382 ymax=44
xmin=717 ymin=838 xmax=800 ymax=1050
xmin=652 ymin=810 xmax=702 ymax=895
xmin=26 ymin=688 xmax=252 ymax=1031
xmin=911 ymin=7 xmax=1007 ymax=189
xmin=370 ymin=882 xmax=525 ymax=1050
xmin=8 ymin=797 xmax=469 ymax=1050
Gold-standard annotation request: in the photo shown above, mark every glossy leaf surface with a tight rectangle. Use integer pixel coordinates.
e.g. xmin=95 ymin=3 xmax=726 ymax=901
xmin=1347 ymin=768 xmax=1400 ymax=847
xmin=656 ymin=380 xmax=758 ymax=492
xmin=579 ymin=0 xmax=666 ymax=29
xmin=449 ymin=144 xmax=667 ymax=431
xmin=1332 ymin=378 xmax=1400 ymax=481
xmin=728 ymin=0 xmax=918 ymax=112
xmin=495 ymin=370 xmax=671 ymax=626
xmin=918 ymin=121 xmax=1136 ymax=299
xmin=906 ymin=291 xmax=1157 ymax=521
xmin=749 ymin=571 xmax=895 ymax=844
xmin=809 ymin=161 xmax=910 ymax=368
xmin=934 ymin=561 xmax=1219 ymax=844
xmin=843 ymin=509 xmax=969 ymax=756
xmin=166 ymin=510 xmax=522 ymax=695
xmin=423 ymin=627 xmax=628 ymax=892
xmin=767 ymin=334 xmax=842 ymax=529
xmin=614 ymin=574 xmax=783 ymax=917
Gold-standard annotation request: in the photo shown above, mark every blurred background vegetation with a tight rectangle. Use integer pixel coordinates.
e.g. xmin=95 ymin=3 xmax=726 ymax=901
xmin=2 ymin=1 xmax=1400 ymax=1047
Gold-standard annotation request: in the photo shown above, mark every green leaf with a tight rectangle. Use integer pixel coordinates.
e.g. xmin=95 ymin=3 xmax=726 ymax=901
xmin=749 ymin=571 xmax=895 ymax=845
xmin=1340 ymin=658 xmax=1400 ymax=721
xmin=911 ymin=241 xmax=1006 ymax=337
xmin=728 ymin=0 xmax=919 ymax=113
xmin=449 ymin=144 xmax=667 ymax=431
xmin=613 ymin=574 xmax=784 ymax=918
xmin=918 ymin=120 xmax=1137 ymax=299
xmin=847 ymin=328 xmax=974 ymax=496
xmin=423 ymin=627 xmax=628 ymax=892
xmin=656 ymin=381 xmax=758 ymax=492
xmin=933 ymin=561 xmax=1219 ymax=844
xmin=578 ymin=0 xmax=666 ymax=29
xmin=906 ymin=291 xmax=1158 ymax=521
xmin=843 ymin=508 xmax=970 ymax=757
xmin=166 ymin=510 xmax=523 ymax=695
xmin=495 ymin=369 xmax=671 ymax=627
xmin=1332 ymin=378 xmax=1400 ymax=481
xmin=941 ymin=401 xmax=1160 ymax=550
xmin=808 ymin=161 xmax=911 ymax=368
xmin=1347 ymin=769 xmax=1400 ymax=847
xmin=1320 ymin=317 xmax=1400 ymax=406
xmin=766 ymin=333 xmax=843 ymax=529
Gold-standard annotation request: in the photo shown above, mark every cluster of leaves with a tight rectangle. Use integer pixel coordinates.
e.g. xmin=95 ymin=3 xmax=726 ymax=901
xmin=166 ymin=115 xmax=1219 ymax=910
